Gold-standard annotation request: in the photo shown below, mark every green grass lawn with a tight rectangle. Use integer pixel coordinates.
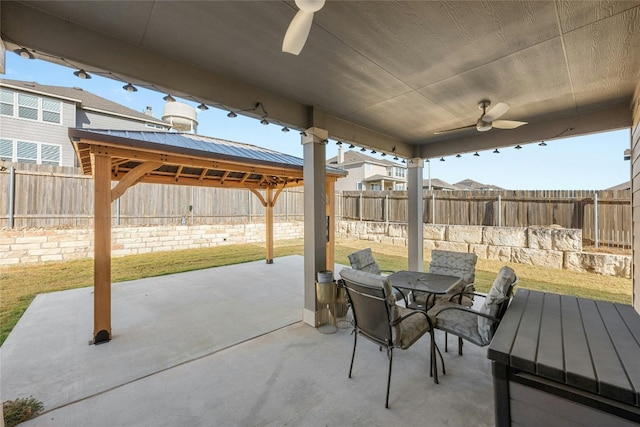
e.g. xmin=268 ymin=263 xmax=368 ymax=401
xmin=0 ymin=238 xmax=633 ymax=346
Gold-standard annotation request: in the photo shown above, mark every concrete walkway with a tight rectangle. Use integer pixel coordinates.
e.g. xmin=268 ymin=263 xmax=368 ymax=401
xmin=1 ymin=256 xmax=494 ymax=426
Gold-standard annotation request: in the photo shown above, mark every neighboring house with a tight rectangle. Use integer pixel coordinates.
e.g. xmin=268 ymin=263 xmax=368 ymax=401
xmin=422 ymin=178 xmax=461 ymax=190
xmin=454 ymin=178 xmax=504 ymax=191
xmin=0 ymin=79 xmax=170 ymax=167
xmin=327 ymin=148 xmax=407 ymax=192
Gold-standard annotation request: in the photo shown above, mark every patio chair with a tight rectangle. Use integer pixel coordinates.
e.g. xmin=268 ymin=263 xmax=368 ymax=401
xmin=410 ymin=250 xmax=478 ymax=310
xmin=347 ymin=248 xmax=407 ymax=303
xmin=339 ymin=267 xmax=440 ymax=408
xmin=428 ymin=266 xmax=518 ymax=356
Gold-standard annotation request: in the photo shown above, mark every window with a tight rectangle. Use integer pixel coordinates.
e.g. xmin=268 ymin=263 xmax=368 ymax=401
xmin=0 ymin=139 xmax=13 ymax=159
xmin=395 ymin=183 xmax=405 ymax=190
xmin=17 ymin=141 xmax=37 ymax=163
xmin=393 ymin=167 xmax=405 ymax=178
xmin=0 ymin=89 xmax=14 ymax=116
xmin=0 ymin=89 xmax=62 ymax=124
xmin=42 ymin=98 xmax=61 ymax=123
xmin=371 ymin=184 xmax=381 ymax=191
xmin=364 ymin=163 xmax=372 ymax=173
xmin=357 ymin=182 xmax=363 ymax=191
xmin=0 ymin=139 xmax=61 ymax=165
xmin=41 ymin=144 xmax=61 ymax=165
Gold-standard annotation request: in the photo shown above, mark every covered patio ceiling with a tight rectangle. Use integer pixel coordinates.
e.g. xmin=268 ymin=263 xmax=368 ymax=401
xmin=2 ymin=1 xmax=639 ymax=158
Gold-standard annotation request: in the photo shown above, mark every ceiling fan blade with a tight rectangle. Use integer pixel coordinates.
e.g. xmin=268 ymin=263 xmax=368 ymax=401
xmin=483 ymin=102 xmax=510 ymax=122
xmin=492 ymin=120 xmax=528 ymax=129
xmin=434 ymin=124 xmax=476 ymax=135
xmin=282 ymin=10 xmax=314 ymax=55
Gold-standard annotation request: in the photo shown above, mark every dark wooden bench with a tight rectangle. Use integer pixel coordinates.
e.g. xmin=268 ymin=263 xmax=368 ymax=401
xmin=488 ymin=289 xmax=640 ymax=426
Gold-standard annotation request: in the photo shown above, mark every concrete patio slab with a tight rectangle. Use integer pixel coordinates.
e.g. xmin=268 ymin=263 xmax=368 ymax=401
xmin=1 ymin=255 xmax=494 ymax=426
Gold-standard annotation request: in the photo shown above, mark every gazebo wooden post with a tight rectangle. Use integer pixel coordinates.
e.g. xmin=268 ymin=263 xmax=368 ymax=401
xmin=265 ymin=187 xmax=274 ymax=264
xmin=326 ymin=180 xmax=335 ymax=271
xmin=93 ymin=152 xmax=112 ymax=344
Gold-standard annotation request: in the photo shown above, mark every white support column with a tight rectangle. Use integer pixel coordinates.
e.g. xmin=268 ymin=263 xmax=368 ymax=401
xmin=302 ymin=127 xmax=328 ymax=327
xmin=407 ymin=158 xmax=424 ymax=271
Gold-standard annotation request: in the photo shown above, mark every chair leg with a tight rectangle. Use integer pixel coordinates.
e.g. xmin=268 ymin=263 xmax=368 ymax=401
xmin=458 ymin=337 xmax=463 ymax=356
xmin=444 ymin=331 xmax=448 ymax=352
xmin=385 ymin=348 xmax=393 ymax=408
xmin=349 ymin=330 xmax=358 ymax=378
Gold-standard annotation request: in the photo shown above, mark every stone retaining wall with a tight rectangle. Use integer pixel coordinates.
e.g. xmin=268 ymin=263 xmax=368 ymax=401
xmin=0 ymin=222 xmax=304 ymax=266
xmin=336 ymin=221 xmax=631 ymax=278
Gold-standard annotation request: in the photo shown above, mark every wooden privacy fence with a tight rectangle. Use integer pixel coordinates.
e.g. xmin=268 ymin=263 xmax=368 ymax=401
xmin=1 ymin=164 xmax=631 ymax=248
xmin=0 ymin=163 xmax=306 ymax=228
xmin=341 ymin=190 xmax=632 ymax=248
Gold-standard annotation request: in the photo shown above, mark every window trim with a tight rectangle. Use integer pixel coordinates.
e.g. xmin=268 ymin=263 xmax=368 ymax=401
xmin=0 ymin=138 xmax=62 ymax=166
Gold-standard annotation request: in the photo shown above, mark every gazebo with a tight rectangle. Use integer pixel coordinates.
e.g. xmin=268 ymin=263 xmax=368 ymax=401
xmin=69 ymin=128 xmax=346 ymax=343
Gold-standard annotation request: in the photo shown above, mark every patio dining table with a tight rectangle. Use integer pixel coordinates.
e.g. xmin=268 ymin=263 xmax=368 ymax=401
xmin=387 ymin=271 xmax=463 ymax=310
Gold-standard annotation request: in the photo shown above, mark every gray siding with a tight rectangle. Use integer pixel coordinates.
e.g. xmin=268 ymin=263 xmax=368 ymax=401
xmin=79 ymin=110 xmax=167 ymax=132
xmin=0 ymin=97 xmax=77 ymax=166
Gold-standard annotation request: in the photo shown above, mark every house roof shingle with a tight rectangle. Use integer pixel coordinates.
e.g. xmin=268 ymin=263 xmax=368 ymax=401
xmin=0 ymin=78 xmax=167 ymax=126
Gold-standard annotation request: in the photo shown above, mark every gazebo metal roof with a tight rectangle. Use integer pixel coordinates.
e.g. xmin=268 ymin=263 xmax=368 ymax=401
xmin=70 ymin=128 xmax=345 ymax=190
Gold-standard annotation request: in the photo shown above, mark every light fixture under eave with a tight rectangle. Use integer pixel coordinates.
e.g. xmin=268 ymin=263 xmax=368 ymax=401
xmin=393 ymin=156 xmax=399 ymax=160
xmin=73 ymin=69 xmax=91 ymax=79
xmin=493 ymin=149 xmax=500 ymax=154
xmin=14 ymin=48 xmax=35 ymax=59
xmin=348 ymin=144 xmax=355 ymax=149
xmin=281 ymin=126 xmax=290 ymax=132
xmin=336 ymin=140 xmax=342 ymax=145
xmin=360 ymin=147 xmax=367 ymax=152
xmin=227 ymin=111 xmax=238 ymax=118
xmin=440 ymin=157 xmax=445 ymax=162
xmin=515 ymin=145 xmax=522 ymax=150
xmin=197 ymin=103 xmax=209 ymax=111
xmin=539 ymin=141 xmax=547 ymax=146
xmin=456 ymin=154 xmax=462 ymax=158
xmin=260 ymin=118 xmax=269 ymax=125
xmin=474 ymin=152 xmax=480 ymax=157
xmin=123 ymin=83 xmax=137 ymax=92
xmin=371 ymin=150 xmax=377 ymax=154
xmin=163 ymin=94 xmax=175 ymax=102
xmin=401 ymin=159 xmax=406 ymax=163
xmin=380 ymin=153 xmax=386 ymax=157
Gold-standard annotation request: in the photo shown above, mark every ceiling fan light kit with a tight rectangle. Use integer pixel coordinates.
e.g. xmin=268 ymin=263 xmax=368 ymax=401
xmin=436 ymin=99 xmax=528 ymax=134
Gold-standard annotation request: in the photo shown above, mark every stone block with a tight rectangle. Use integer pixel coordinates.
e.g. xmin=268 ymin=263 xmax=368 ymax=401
xmin=487 ymin=246 xmax=512 ymax=261
xmin=423 ymin=224 xmax=445 ymax=240
xmin=423 ymin=240 xmax=437 ymax=253
xmin=470 ymin=244 xmax=489 ymax=259
xmin=447 ymin=225 xmax=483 ymax=244
xmin=528 ymin=226 xmax=582 ymax=251
xmin=565 ymin=252 xmax=631 ymax=278
xmin=511 ymin=248 xmax=563 ymax=269
xmin=484 ymin=227 xmax=527 ymax=247
xmin=388 ymin=223 xmax=407 ymax=238
xmin=433 ymin=241 xmax=469 ymax=253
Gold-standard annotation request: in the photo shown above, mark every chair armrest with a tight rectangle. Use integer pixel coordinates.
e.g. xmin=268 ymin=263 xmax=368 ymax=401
xmin=431 ymin=304 xmax=500 ymax=324
xmin=380 ymin=269 xmax=396 ymax=275
xmin=391 ymin=308 xmax=435 ymax=329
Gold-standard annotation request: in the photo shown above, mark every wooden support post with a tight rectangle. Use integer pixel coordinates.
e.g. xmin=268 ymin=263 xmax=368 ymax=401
xmin=326 ymin=180 xmax=335 ymax=272
xmin=265 ymin=187 xmax=274 ymax=264
xmin=93 ymin=152 xmax=112 ymax=344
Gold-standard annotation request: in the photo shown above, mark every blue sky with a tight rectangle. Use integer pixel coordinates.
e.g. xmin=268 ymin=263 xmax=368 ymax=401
xmin=3 ymin=53 xmax=631 ymax=190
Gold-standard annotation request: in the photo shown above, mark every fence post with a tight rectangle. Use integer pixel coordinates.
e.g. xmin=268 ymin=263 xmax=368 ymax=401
xmin=248 ymin=190 xmax=252 ymax=223
xmin=385 ymin=193 xmax=389 ymax=223
xmin=285 ymin=188 xmax=289 ymax=221
xmin=594 ymin=191 xmax=599 ymax=248
xmin=116 ymin=198 xmax=121 ymax=226
xmin=498 ymin=194 xmax=502 ymax=226
xmin=8 ymin=166 xmax=16 ymax=228
xmin=359 ymin=191 xmax=363 ymax=221
xmin=431 ymin=193 xmax=436 ymax=224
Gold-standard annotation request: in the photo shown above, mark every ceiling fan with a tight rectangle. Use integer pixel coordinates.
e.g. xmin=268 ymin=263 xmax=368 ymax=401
xmin=435 ymin=100 xmax=528 ymax=134
xmin=282 ymin=0 xmax=325 ymax=55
